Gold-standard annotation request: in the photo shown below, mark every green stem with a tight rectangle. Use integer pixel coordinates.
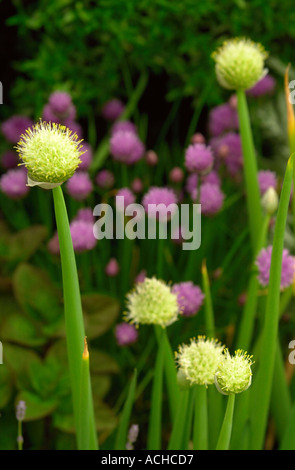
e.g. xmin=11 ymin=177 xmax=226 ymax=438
xmin=237 ymin=88 xmax=263 ymax=254
xmin=201 ymin=259 xmax=215 ymax=338
xmin=52 ymin=186 xmax=98 ymax=450
xmin=167 ymin=388 xmax=190 ymax=450
xmin=78 ymin=338 xmax=90 ymax=450
xmin=216 ymin=393 xmax=235 ymax=450
xmin=193 ymin=385 xmax=208 ymax=450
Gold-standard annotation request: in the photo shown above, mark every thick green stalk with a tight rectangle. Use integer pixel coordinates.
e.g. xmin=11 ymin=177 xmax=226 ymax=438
xmin=167 ymin=388 xmax=190 ymax=450
xmin=193 ymin=385 xmax=208 ymax=450
xmin=78 ymin=338 xmax=90 ymax=450
xmin=52 ymin=186 xmax=98 ymax=450
xmin=216 ymin=393 xmax=235 ymax=450
xmin=249 ymin=155 xmax=294 ymax=450
xmin=237 ymin=88 xmax=263 ymax=254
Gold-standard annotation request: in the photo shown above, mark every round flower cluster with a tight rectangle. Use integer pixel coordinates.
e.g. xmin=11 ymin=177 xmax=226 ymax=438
xmin=200 ymin=182 xmax=225 ymax=216
xmin=66 ymin=171 xmax=93 ymax=200
xmin=1 ymin=115 xmax=33 ymax=143
xmin=111 ymin=120 xmax=137 ymax=136
xmin=258 ymin=170 xmax=277 ymax=196
xmin=69 ymin=219 xmax=97 ymax=253
xmin=210 ymin=132 xmax=243 ymax=177
xmin=115 ymin=322 xmax=138 ymax=347
xmin=208 ymin=102 xmax=239 ymax=137
xmin=102 ymin=99 xmax=125 ymax=121
xmin=142 ymin=187 xmax=178 ymax=221
xmin=116 ymin=188 xmax=136 ymax=211
xmin=125 ymin=277 xmax=179 ymax=328
xmin=0 ymin=167 xmax=29 ymax=199
xmin=110 ymin=130 xmax=145 ymax=165
xmin=172 ymin=281 xmax=204 ymax=317
xmin=215 ymin=349 xmax=253 ymax=395
xmin=247 ymin=74 xmax=276 ymax=97
xmin=95 ymin=169 xmax=115 ymax=190
xmin=185 ymin=143 xmax=214 ymax=174
xmin=256 ymin=245 xmax=295 ymax=289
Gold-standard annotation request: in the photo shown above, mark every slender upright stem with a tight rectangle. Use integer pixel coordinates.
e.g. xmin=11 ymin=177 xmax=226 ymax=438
xmin=193 ymin=385 xmax=208 ymax=450
xmin=216 ymin=393 xmax=235 ymax=450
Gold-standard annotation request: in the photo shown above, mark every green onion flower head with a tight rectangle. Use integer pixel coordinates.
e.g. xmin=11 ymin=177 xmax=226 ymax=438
xmin=16 ymin=121 xmax=83 ymax=188
xmin=215 ymin=349 xmax=254 ymax=395
xmin=212 ymin=38 xmax=268 ymax=90
xmin=125 ymin=277 xmax=179 ymax=328
xmin=261 ymin=186 xmax=279 ymax=215
xmin=176 ymin=336 xmax=225 ymax=387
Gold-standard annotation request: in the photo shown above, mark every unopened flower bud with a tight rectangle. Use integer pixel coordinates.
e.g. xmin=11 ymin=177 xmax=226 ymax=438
xmin=261 ymin=186 xmax=279 ymax=215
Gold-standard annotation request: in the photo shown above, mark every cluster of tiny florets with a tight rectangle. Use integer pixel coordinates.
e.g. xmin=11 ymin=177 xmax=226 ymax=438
xmin=16 ymin=121 xmax=84 ymax=184
xmin=214 ymin=349 xmax=254 ymax=395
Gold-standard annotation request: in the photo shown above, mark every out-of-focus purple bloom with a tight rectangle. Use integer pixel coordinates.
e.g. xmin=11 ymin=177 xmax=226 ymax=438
xmin=63 ymin=119 xmax=83 ymax=138
xmin=131 ymin=177 xmax=143 ymax=194
xmin=256 ymin=245 xmax=295 ymax=289
xmin=145 ymin=150 xmax=158 ymax=166
xmin=142 ymin=187 xmax=178 ymax=221
xmin=186 ymin=171 xmax=221 ymax=201
xmin=135 ymin=269 xmax=146 ymax=283
xmin=0 ymin=167 xmax=29 ymax=199
xmin=111 ymin=120 xmax=137 ymax=136
xmin=66 ymin=171 xmax=93 ymax=201
xmin=1 ymin=150 xmax=19 ymax=169
xmin=247 ymin=74 xmax=276 ymax=97
xmin=105 ymin=257 xmax=120 ymax=277
xmin=79 ymin=142 xmax=93 ymax=170
xmin=208 ymin=103 xmax=239 ymax=137
xmin=203 ymin=170 xmax=221 ymax=187
xmin=258 ymin=170 xmax=278 ymax=195
xmin=1 ymin=115 xmax=33 ymax=143
xmin=48 ymin=91 xmax=74 ymax=116
xmin=102 ymin=99 xmax=125 ymax=121
xmin=172 ymin=281 xmax=204 ymax=317
xmin=116 ymin=188 xmax=136 ymax=211
xmin=69 ymin=219 xmax=97 ymax=252
xmin=185 ymin=143 xmax=214 ymax=174
xmin=110 ymin=131 xmax=145 ymax=164
xmin=190 ymin=133 xmax=206 ymax=144
xmin=73 ymin=207 xmax=94 ymax=224
xmin=115 ymin=322 xmax=138 ymax=346
xmin=200 ymin=182 xmax=225 ymax=215
xmin=169 ymin=167 xmax=184 ymax=184
xmin=95 ymin=169 xmax=115 ymax=189
xmin=210 ymin=132 xmax=243 ymax=177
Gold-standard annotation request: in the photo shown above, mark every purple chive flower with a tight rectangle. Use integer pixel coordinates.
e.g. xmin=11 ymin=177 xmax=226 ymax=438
xmin=1 ymin=115 xmax=33 ymax=143
xmin=102 ymin=99 xmax=125 ymax=121
xmin=200 ymin=182 xmax=225 ymax=215
xmin=1 ymin=150 xmax=19 ymax=169
xmin=48 ymin=91 xmax=74 ymax=115
xmin=135 ymin=269 xmax=146 ymax=283
xmin=95 ymin=169 xmax=115 ymax=189
xmin=210 ymin=132 xmax=243 ymax=177
xmin=142 ymin=187 xmax=178 ymax=221
xmin=115 ymin=322 xmax=138 ymax=346
xmin=169 ymin=167 xmax=184 ymax=184
xmin=191 ymin=133 xmax=206 ymax=144
xmin=66 ymin=171 xmax=93 ymax=200
xmin=69 ymin=220 xmax=97 ymax=252
xmin=185 ymin=143 xmax=214 ymax=174
xmin=258 ymin=170 xmax=277 ymax=195
xmin=73 ymin=207 xmax=94 ymax=224
xmin=186 ymin=171 xmax=221 ymax=201
xmin=145 ymin=150 xmax=158 ymax=166
xmin=116 ymin=188 xmax=136 ymax=211
xmin=0 ymin=168 xmax=29 ymax=199
xmin=172 ymin=281 xmax=204 ymax=317
xmin=111 ymin=120 xmax=137 ymax=136
xmin=110 ymin=130 xmax=145 ymax=164
xmin=247 ymin=74 xmax=276 ymax=97
xmin=78 ymin=142 xmax=93 ymax=170
xmin=63 ymin=119 xmax=83 ymax=138
xmin=105 ymin=257 xmax=120 ymax=277
xmin=131 ymin=177 xmax=143 ymax=194
xmin=203 ymin=170 xmax=221 ymax=187
xmin=256 ymin=245 xmax=295 ymax=289
xmin=208 ymin=103 xmax=239 ymax=137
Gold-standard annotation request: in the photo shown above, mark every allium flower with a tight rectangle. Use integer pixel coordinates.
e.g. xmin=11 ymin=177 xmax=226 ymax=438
xmin=95 ymin=169 xmax=115 ymax=189
xmin=210 ymin=132 xmax=243 ymax=176
xmin=110 ymin=130 xmax=145 ymax=164
xmin=111 ymin=120 xmax=137 ymax=136
xmin=247 ymin=74 xmax=276 ymax=97
xmin=212 ymin=38 xmax=268 ymax=90
xmin=256 ymin=245 xmax=295 ymax=289
xmin=208 ymin=103 xmax=239 ymax=137
xmin=131 ymin=177 xmax=143 ymax=193
xmin=215 ymin=349 xmax=253 ymax=395
xmin=105 ymin=257 xmax=120 ymax=277
xmin=116 ymin=188 xmax=136 ymax=211
xmin=185 ymin=143 xmax=214 ymax=174
xmin=1 ymin=150 xmax=19 ymax=169
xmin=73 ymin=207 xmax=94 ymax=224
xmin=115 ymin=322 xmax=138 ymax=346
xmin=16 ymin=121 xmax=83 ymax=188
xmin=191 ymin=133 xmax=206 ymax=144
xmin=200 ymin=182 xmax=225 ymax=215
xmin=125 ymin=277 xmax=179 ymax=328
xmin=176 ymin=336 xmax=225 ymax=386
xmin=102 ymin=99 xmax=125 ymax=121
xmin=63 ymin=119 xmax=83 ymax=139
xmin=145 ymin=150 xmax=158 ymax=166
xmin=142 ymin=187 xmax=178 ymax=221
xmin=78 ymin=142 xmax=93 ymax=170
xmin=69 ymin=219 xmax=97 ymax=252
xmin=48 ymin=91 xmax=74 ymax=117
xmin=258 ymin=170 xmax=277 ymax=195
xmin=66 ymin=171 xmax=93 ymax=200
xmin=135 ymin=269 xmax=146 ymax=283
xmin=261 ymin=187 xmax=279 ymax=215
xmin=1 ymin=115 xmax=33 ymax=143
xmin=169 ymin=167 xmax=184 ymax=184
xmin=172 ymin=281 xmax=204 ymax=317
xmin=0 ymin=168 xmax=29 ymax=199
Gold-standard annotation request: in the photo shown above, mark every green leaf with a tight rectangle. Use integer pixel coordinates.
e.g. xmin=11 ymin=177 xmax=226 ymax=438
xmin=81 ymin=293 xmax=120 ymax=339
xmin=0 ymin=366 xmax=13 ymax=408
xmin=0 ymin=225 xmax=47 ymax=263
xmin=15 ymin=390 xmax=58 ymax=421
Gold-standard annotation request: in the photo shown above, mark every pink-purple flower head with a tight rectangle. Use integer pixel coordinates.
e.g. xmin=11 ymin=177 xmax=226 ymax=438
xmin=110 ymin=130 xmax=145 ymax=165
xmin=1 ymin=115 xmax=33 ymax=144
xmin=186 ymin=172 xmax=221 ymax=202
xmin=105 ymin=257 xmax=120 ymax=277
xmin=247 ymin=74 xmax=276 ymax=97
xmin=200 ymin=182 xmax=225 ymax=216
xmin=111 ymin=120 xmax=137 ymax=136
xmin=102 ymin=99 xmax=125 ymax=121
xmin=172 ymin=281 xmax=205 ymax=317
xmin=142 ymin=187 xmax=178 ymax=221
xmin=258 ymin=170 xmax=278 ymax=195
xmin=69 ymin=219 xmax=97 ymax=253
xmin=185 ymin=143 xmax=214 ymax=174
xmin=116 ymin=188 xmax=136 ymax=211
xmin=95 ymin=169 xmax=115 ymax=190
xmin=73 ymin=207 xmax=94 ymax=224
xmin=208 ymin=102 xmax=239 ymax=137
xmin=43 ymin=92 xmax=76 ymax=123
xmin=66 ymin=171 xmax=93 ymax=201
xmin=115 ymin=322 xmax=138 ymax=347
xmin=78 ymin=142 xmax=93 ymax=170
xmin=256 ymin=245 xmax=295 ymax=290
xmin=210 ymin=132 xmax=243 ymax=177
xmin=0 ymin=167 xmax=29 ymax=199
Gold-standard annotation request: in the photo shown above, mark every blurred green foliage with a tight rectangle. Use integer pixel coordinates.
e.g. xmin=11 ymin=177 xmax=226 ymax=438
xmin=6 ymin=0 xmax=295 ymax=119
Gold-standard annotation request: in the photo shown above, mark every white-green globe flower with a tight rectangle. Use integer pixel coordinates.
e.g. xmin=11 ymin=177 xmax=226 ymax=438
xmin=125 ymin=277 xmax=179 ymax=328
xmin=215 ymin=349 xmax=254 ymax=395
xmin=176 ymin=336 xmax=225 ymax=387
xmin=16 ymin=121 xmax=83 ymax=188
xmin=212 ymin=38 xmax=268 ymax=90
xmin=261 ymin=186 xmax=279 ymax=215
